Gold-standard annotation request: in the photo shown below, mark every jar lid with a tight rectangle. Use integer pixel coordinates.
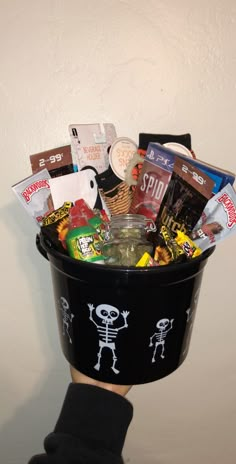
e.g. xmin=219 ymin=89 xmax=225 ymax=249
xmin=110 ymin=213 xmax=151 ymax=229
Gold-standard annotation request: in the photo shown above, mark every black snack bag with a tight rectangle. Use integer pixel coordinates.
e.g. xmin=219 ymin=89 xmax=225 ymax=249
xmin=139 ymin=133 xmax=192 ymax=151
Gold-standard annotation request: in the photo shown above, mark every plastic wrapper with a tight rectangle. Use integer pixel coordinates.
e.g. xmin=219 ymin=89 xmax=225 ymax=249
xmin=136 ymin=252 xmax=159 ymax=267
xmin=66 ymin=213 xmax=105 ymax=263
xmin=154 ymin=245 xmax=172 ymax=266
xmin=74 ymin=199 xmax=107 ymax=241
xmin=191 ymin=184 xmax=236 ymax=251
xmin=160 ymin=226 xmax=186 ymax=263
xmin=175 ymin=230 xmax=202 ymax=258
xmin=12 ymin=168 xmax=53 ymax=225
xmin=41 ymin=201 xmax=73 ymax=252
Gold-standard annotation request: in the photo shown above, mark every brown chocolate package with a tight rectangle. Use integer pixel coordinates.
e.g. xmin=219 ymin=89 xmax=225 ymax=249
xmin=156 ymin=156 xmax=215 ymax=236
xmin=30 ymin=145 xmax=74 ymax=178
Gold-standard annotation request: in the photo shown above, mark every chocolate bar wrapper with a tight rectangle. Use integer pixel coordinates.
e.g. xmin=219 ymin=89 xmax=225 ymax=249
xmin=41 ymin=201 xmax=73 ymax=253
xmin=12 ymin=168 xmax=53 ymax=225
xmin=136 ymin=252 xmax=159 ymax=267
xmin=175 ymin=230 xmax=202 ymax=258
xmin=160 ymin=225 xmax=186 ymax=263
xmin=191 ymin=184 xmax=236 ymax=251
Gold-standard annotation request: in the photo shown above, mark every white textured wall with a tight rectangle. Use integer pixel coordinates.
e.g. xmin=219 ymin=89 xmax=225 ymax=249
xmin=1 ymin=1 xmax=236 ymax=463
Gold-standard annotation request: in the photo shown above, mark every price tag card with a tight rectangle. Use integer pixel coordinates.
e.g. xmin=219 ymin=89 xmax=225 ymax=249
xmin=30 ymin=145 xmax=74 ymax=178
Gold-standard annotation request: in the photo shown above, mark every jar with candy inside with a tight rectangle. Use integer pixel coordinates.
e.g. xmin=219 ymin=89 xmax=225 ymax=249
xmin=102 ymin=214 xmax=155 ymax=266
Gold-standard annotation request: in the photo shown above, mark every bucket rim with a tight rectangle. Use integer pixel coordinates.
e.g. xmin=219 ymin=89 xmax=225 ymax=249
xmin=36 ymin=233 xmax=215 ymax=275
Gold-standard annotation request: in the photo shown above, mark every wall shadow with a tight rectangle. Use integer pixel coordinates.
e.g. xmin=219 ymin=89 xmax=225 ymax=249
xmin=0 ymin=200 xmax=69 ymax=463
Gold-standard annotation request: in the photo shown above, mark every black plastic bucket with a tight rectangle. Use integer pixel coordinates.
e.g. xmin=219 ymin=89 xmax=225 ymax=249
xmin=36 ymin=233 xmax=214 ymax=385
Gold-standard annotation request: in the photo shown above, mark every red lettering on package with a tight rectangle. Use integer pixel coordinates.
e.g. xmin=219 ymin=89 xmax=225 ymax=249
xmin=21 ymin=179 xmax=50 ymax=203
xmin=217 ymin=193 xmax=236 ymax=229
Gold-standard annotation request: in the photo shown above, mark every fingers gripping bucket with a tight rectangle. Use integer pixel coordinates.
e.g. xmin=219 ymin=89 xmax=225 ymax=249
xmin=36 ymin=234 xmax=214 ymax=385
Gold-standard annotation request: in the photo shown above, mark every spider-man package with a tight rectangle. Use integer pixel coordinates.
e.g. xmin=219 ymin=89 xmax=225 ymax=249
xmin=129 ymin=143 xmax=175 ymax=221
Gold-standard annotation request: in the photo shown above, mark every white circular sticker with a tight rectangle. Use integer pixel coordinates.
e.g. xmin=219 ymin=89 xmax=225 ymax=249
xmin=163 ymin=142 xmax=193 ymax=158
xmin=109 ymin=137 xmax=138 ymax=180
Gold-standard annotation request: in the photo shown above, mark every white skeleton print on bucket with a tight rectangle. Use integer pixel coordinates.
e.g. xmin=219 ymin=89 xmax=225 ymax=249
xmin=149 ymin=318 xmax=174 ymax=363
xmin=182 ymin=288 xmax=200 ymax=356
xmin=186 ymin=288 xmax=200 ymax=323
xmin=87 ymin=303 xmax=129 ymax=374
xmin=58 ymin=297 xmax=74 ymax=344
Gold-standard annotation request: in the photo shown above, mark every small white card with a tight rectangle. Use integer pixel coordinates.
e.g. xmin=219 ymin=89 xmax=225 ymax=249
xmin=69 ymin=123 xmax=117 ymax=174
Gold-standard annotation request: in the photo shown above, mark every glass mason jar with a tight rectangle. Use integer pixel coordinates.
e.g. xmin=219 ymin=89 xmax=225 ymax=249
xmin=102 ymin=214 xmax=156 ymax=266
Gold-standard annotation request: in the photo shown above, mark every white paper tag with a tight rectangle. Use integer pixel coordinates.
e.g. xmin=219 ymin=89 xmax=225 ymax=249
xmin=69 ymin=123 xmax=117 ymax=174
xmin=109 ymin=137 xmax=138 ymax=180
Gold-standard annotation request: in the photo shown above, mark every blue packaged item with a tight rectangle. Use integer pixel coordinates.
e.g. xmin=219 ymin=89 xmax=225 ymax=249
xmin=148 ymin=143 xmax=235 ymax=194
xmin=172 ymin=151 xmax=235 ymax=194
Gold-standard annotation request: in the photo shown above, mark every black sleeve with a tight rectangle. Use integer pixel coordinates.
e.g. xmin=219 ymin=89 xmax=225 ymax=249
xmin=29 ymin=383 xmax=133 ymax=464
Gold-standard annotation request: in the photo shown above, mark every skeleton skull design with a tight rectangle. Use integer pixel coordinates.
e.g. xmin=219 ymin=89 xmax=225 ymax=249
xmin=156 ymin=318 xmax=170 ymax=331
xmin=95 ymin=304 xmax=119 ymax=325
xmin=87 ymin=302 xmax=129 ymax=374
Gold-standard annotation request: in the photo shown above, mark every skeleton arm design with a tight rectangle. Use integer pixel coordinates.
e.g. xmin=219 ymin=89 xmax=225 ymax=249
xmin=166 ymin=319 xmax=174 ymax=332
xmin=149 ymin=334 xmax=156 ymax=347
xmin=87 ymin=303 xmax=99 ymax=328
xmin=116 ymin=311 xmax=130 ymax=331
xmin=149 ymin=319 xmax=174 ymax=346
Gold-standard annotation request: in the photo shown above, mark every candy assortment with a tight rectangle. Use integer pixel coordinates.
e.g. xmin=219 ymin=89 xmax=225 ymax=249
xmin=12 ymin=125 xmax=236 ymax=266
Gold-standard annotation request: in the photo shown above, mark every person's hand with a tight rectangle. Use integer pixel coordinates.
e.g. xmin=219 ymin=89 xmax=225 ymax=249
xmin=70 ymin=366 xmax=132 ymax=397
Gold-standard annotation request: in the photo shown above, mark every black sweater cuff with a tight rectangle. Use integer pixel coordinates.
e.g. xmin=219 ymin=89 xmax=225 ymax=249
xmin=54 ymin=383 xmax=133 ymax=456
